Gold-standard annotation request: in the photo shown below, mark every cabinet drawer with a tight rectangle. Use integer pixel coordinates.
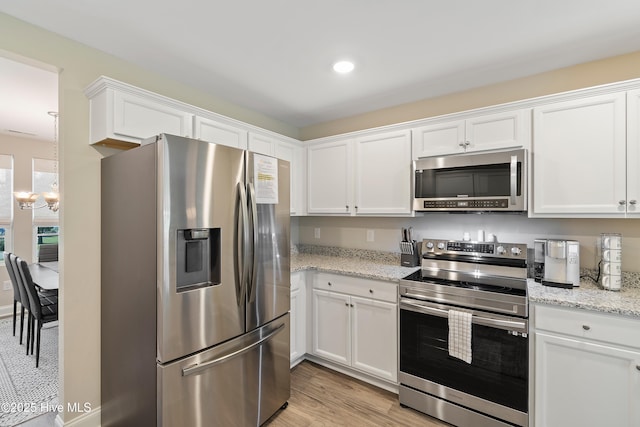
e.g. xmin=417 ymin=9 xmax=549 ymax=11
xmin=534 ymin=304 xmax=640 ymax=349
xmin=313 ymin=272 xmax=397 ymax=303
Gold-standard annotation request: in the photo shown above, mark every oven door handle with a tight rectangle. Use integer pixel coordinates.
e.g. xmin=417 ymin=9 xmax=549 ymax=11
xmin=400 ymin=298 xmax=527 ymax=333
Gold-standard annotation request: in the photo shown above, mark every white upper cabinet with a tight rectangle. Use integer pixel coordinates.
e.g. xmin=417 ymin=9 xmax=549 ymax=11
xmin=627 ymin=89 xmax=640 ymax=216
xmin=354 ymin=130 xmax=412 ymax=215
xmin=275 ymin=138 xmax=306 ymax=215
xmin=307 ymin=138 xmax=353 ymax=215
xmin=532 ymin=93 xmax=627 ymax=216
xmin=412 ymin=109 xmax=529 ymax=158
xmin=87 ymin=86 xmax=194 ymax=147
xmin=193 ymin=115 xmax=248 ymax=149
xmin=248 ymin=132 xmax=277 ymax=156
xmin=307 ymin=130 xmax=412 ymax=216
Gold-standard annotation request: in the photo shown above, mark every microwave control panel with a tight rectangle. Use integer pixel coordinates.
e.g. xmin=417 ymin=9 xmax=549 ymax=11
xmin=422 ymin=198 xmax=509 ymax=209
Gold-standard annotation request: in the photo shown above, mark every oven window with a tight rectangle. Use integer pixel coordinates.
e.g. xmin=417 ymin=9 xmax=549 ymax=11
xmin=400 ymin=308 xmax=528 ymax=412
xmin=415 ymin=163 xmax=521 ymax=198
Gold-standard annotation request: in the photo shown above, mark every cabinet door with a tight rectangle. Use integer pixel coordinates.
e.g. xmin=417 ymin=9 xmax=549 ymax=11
xmin=307 ymin=139 xmax=353 ymax=214
xmin=248 ymin=133 xmax=276 ymax=156
xmin=193 ymin=116 xmax=247 ymax=149
xmin=532 ymin=93 xmax=626 ymax=215
xmin=465 ymin=109 xmax=529 ymax=153
xmin=412 ymin=120 xmax=465 ymax=158
xmin=290 ymin=286 xmax=306 ymax=366
xmin=354 ymin=130 xmax=412 ymax=215
xmin=312 ymin=289 xmax=350 ymax=365
xmin=112 ymin=91 xmax=193 ymax=141
xmin=351 ymin=296 xmax=397 ymax=382
xmin=627 ymin=89 xmax=640 ymax=216
xmin=535 ymin=332 xmax=640 ymax=427
xmin=275 ymin=140 xmax=304 ymax=215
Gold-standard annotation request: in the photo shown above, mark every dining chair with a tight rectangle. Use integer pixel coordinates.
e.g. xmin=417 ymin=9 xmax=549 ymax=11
xmin=3 ymin=252 xmax=28 ymax=343
xmin=37 ymin=243 xmax=58 ymax=262
xmin=16 ymin=257 xmax=58 ymax=367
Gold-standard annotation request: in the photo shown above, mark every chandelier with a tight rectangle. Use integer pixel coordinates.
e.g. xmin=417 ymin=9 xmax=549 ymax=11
xmin=14 ymin=111 xmax=59 ymax=212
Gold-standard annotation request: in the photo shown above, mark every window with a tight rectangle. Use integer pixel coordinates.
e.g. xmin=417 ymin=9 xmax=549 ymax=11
xmin=33 ymin=158 xmax=58 ymax=222
xmin=0 ymin=154 xmax=13 ymax=261
xmin=35 ymin=226 xmax=59 ymax=261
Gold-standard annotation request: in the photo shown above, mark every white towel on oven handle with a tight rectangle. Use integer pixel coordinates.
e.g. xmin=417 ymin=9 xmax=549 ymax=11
xmin=448 ymin=309 xmax=472 ymax=364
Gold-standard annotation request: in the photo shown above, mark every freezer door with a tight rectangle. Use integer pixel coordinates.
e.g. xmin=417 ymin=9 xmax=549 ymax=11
xmin=157 ymin=135 xmax=246 ymax=363
xmin=157 ymin=314 xmax=290 ymax=427
xmin=246 ymin=153 xmax=291 ymax=331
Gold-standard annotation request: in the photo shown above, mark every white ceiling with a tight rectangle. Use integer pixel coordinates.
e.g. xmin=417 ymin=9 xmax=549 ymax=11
xmin=2 ymin=0 xmax=640 ymax=135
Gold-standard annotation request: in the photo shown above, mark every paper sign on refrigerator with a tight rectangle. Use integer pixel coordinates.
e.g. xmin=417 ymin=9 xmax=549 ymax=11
xmin=254 ymin=154 xmax=278 ymax=204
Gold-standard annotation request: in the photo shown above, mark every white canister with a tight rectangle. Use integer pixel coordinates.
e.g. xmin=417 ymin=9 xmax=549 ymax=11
xmin=477 ymin=230 xmax=485 ymax=242
xmin=602 ymin=262 xmax=622 ymax=275
xmin=602 ymin=274 xmax=622 ymax=291
xmin=602 ymin=249 xmax=622 ymax=263
xmin=463 ymin=232 xmax=470 ymax=241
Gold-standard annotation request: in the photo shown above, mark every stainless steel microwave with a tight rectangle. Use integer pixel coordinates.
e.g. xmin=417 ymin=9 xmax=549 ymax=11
xmin=413 ymin=148 xmax=527 ymax=212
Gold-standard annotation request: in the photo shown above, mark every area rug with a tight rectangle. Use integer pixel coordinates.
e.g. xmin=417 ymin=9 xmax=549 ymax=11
xmin=0 ymin=317 xmax=58 ymax=426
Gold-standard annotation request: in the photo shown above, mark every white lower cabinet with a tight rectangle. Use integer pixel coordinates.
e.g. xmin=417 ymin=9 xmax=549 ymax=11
xmin=311 ymin=273 xmax=398 ymax=384
xmin=533 ymin=304 xmax=640 ymax=427
xmin=290 ymin=272 xmax=306 ymax=367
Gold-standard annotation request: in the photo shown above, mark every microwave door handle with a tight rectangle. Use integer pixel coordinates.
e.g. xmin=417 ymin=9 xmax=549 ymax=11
xmin=510 ymin=154 xmax=517 ymax=206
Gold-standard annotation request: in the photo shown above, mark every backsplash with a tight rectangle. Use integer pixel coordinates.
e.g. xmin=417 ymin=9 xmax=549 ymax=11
xmin=292 ymin=244 xmax=640 ymax=290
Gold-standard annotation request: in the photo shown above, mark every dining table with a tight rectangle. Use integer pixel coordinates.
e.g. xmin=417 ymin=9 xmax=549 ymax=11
xmin=28 ymin=262 xmax=59 ymax=291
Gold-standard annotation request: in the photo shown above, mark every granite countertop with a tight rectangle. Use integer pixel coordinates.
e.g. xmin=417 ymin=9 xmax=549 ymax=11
xmin=528 ymin=277 xmax=640 ymax=318
xmin=292 ymin=245 xmax=640 ymax=318
xmin=291 ymin=252 xmax=418 ymax=282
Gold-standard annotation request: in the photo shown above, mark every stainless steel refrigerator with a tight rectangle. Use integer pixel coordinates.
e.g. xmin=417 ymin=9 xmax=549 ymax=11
xmin=101 ymin=134 xmax=290 ymax=426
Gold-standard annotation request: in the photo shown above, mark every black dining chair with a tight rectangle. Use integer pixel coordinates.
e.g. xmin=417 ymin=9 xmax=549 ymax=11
xmin=16 ymin=257 xmax=58 ymax=367
xmin=37 ymin=243 xmax=58 ymax=262
xmin=3 ymin=252 xmax=28 ymax=343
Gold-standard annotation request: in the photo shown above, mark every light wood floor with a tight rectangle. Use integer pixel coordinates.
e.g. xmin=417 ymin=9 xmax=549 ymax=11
xmin=265 ymin=361 xmax=450 ymax=426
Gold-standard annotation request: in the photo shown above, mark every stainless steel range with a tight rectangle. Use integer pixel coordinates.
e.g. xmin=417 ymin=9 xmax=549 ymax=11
xmin=399 ymin=238 xmax=529 ymax=427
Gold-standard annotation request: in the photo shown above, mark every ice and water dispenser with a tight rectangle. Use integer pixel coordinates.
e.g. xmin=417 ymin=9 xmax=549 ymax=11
xmin=176 ymin=228 xmax=221 ymax=292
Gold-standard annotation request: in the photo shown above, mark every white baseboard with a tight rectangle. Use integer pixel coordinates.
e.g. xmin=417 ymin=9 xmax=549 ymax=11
xmin=55 ymin=407 xmax=101 ymax=427
xmin=0 ymin=303 xmax=13 ymax=319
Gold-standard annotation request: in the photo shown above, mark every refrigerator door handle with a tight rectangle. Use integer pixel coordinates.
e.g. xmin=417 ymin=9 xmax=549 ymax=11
xmin=236 ymin=182 xmax=250 ymax=306
xmin=181 ymin=322 xmax=286 ymax=376
xmin=247 ymin=182 xmax=258 ymax=303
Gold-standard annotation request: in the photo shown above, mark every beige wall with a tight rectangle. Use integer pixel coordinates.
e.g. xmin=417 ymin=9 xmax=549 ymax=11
xmin=297 ymin=215 xmax=640 ymax=273
xmin=300 ymin=51 xmax=640 ymax=140
xmin=0 ymin=135 xmax=55 ymax=307
xmin=0 ymin=12 xmax=297 ymax=425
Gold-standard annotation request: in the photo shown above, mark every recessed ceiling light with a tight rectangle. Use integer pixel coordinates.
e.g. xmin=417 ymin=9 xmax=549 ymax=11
xmin=333 ymin=60 xmax=355 ymax=74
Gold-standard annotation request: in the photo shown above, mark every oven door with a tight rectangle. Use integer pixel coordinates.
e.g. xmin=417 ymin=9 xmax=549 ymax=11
xmin=399 ymin=298 xmax=528 ymax=425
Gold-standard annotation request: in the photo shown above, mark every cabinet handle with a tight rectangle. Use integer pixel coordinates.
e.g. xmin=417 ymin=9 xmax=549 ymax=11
xmin=619 ymin=200 xmax=627 ymax=205
xmin=636 ymin=365 xmax=640 ymax=371
xmin=350 ymin=303 xmax=354 ymax=307
xmin=369 ymin=289 xmax=373 ymax=294
xmin=327 ymin=282 xmax=332 ymax=286
xmin=345 ymin=303 xmax=348 ymax=307
xmin=346 ymin=205 xmax=349 ymax=211
xmin=630 ymin=200 xmax=637 ymax=205
xmin=582 ymin=325 xmax=591 ymax=331
xmin=458 ymin=141 xmax=466 ymax=147
xmin=464 ymin=141 xmax=471 ymax=146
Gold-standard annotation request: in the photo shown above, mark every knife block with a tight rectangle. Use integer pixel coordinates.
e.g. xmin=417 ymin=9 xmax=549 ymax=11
xmin=400 ymin=241 xmax=420 ymax=267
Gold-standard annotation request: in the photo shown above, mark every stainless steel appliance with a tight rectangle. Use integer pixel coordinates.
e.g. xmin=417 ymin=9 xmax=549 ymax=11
xmin=101 ymin=134 xmax=291 ymax=426
xmin=534 ymin=239 xmax=580 ymax=287
xmin=413 ymin=148 xmax=527 ymax=212
xmin=399 ymin=238 xmax=529 ymax=427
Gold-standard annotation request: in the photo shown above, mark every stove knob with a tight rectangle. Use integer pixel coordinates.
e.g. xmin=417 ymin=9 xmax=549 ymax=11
xmin=437 ymin=242 xmax=446 ymax=250
xmin=496 ymin=245 xmax=506 ymax=255
xmin=426 ymin=241 xmax=434 ymax=249
xmin=511 ymin=247 xmax=522 ymax=256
